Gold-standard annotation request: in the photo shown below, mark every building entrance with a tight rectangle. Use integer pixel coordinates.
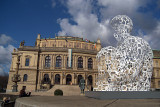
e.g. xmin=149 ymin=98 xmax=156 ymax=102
xmin=55 ymin=74 xmax=60 ymax=84
xmin=88 ymin=75 xmax=92 ymax=85
xmin=78 ymin=75 xmax=83 ymax=85
xmin=66 ymin=74 xmax=72 ymax=85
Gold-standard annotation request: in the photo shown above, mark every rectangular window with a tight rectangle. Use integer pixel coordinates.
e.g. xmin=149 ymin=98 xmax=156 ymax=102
xmin=25 ymin=58 xmax=30 ymax=66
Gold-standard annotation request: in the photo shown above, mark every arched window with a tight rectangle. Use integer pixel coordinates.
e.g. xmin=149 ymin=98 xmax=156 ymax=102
xmin=67 ymin=57 xmax=73 ymax=68
xmin=23 ymin=74 xmax=28 ymax=82
xmin=25 ymin=58 xmax=30 ymax=66
xmin=88 ymin=75 xmax=92 ymax=85
xmin=78 ymin=57 xmax=83 ymax=68
xmin=88 ymin=58 xmax=93 ymax=69
xmin=77 ymin=75 xmax=82 ymax=84
xmin=55 ymin=74 xmax=60 ymax=84
xmin=45 ymin=56 xmax=51 ymax=68
xmin=44 ymin=74 xmax=50 ymax=83
xmin=56 ymin=56 xmax=61 ymax=67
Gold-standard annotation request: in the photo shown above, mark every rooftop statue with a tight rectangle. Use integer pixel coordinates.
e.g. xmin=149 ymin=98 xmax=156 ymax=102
xmin=95 ymin=15 xmax=153 ymax=91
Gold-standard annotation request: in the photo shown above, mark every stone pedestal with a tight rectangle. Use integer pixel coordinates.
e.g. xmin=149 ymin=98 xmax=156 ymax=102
xmin=85 ymin=91 xmax=160 ymax=99
xmin=12 ymin=84 xmax=18 ymax=92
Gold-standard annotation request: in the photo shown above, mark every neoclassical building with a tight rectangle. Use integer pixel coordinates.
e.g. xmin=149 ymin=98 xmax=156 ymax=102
xmin=7 ymin=35 xmax=101 ymax=92
xmin=6 ymin=35 xmax=160 ymax=92
xmin=151 ymin=50 xmax=160 ymax=90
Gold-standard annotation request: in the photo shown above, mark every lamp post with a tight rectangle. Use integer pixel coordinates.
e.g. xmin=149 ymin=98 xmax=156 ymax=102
xmin=12 ymin=55 xmax=21 ymax=92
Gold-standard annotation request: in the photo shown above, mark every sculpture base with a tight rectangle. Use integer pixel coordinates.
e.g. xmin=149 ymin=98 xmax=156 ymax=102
xmin=12 ymin=84 xmax=18 ymax=92
xmin=85 ymin=91 xmax=160 ymax=99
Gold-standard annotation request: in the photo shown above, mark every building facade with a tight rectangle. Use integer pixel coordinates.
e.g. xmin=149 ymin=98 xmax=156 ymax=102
xmin=7 ymin=35 xmax=101 ymax=92
xmin=151 ymin=50 xmax=160 ymax=90
xmin=7 ymin=35 xmax=160 ymax=92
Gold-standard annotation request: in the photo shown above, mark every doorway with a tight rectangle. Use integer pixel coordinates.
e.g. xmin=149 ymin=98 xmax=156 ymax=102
xmin=66 ymin=74 xmax=72 ymax=85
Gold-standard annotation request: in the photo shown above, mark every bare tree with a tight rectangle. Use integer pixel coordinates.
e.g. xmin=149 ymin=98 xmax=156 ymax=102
xmin=0 ymin=75 xmax=9 ymax=92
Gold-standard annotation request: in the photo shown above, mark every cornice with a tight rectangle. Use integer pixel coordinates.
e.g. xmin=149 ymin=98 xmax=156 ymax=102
xmin=18 ymin=46 xmax=98 ymax=55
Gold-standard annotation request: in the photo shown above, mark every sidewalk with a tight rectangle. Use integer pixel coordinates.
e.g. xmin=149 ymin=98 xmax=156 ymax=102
xmin=15 ymin=96 xmax=160 ymax=107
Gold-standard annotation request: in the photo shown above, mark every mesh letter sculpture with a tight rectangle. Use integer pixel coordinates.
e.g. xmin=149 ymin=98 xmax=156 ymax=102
xmin=95 ymin=15 xmax=153 ymax=91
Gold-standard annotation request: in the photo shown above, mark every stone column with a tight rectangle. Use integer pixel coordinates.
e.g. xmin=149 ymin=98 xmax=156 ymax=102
xmin=92 ymin=74 xmax=95 ymax=88
xmin=72 ymin=55 xmax=74 ymax=69
xmin=40 ymin=72 xmax=43 ymax=84
xmin=40 ymin=72 xmax=42 ymax=89
xmin=42 ymin=55 xmax=44 ymax=69
xmin=71 ymin=74 xmax=74 ymax=85
xmin=62 ymin=55 xmax=65 ymax=69
xmin=85 ymin=73 xmax=88 ymax=86
xmin=52 ymin=73 xmax=54 ymax=85
xmin=33 ymin=54 xmax=36 ymax=67
xmin=53 ymin=54 xmax=55 ymax=69
xmin=49 ymin=72 xmax=52 ymax=82
xmin=74 ymin=55 xmax=77 ymax=70
xmin=20 ymin=56 xmax=22 ymax=68
xmin=51 ymin=55 xmax=53 ymax=69
xmin=60 ymin=73 xmax=63 ymax=85
xmin=95 ymin=74 xmax=98 ymax=86
xmin=83 ymin=56 xmax=85 ymax=69
xmin=38 ymin=72 xmax=41 ymax=84
xmin=75 ymin=75 xmax=77 ymax=85
xmin=65 ymin=54 xmax=67 ymax=68
xmin=39 ymin=55 xmax=41 ymax=69
xmin=86 ymin=56 xmax=88 ymax=70
xmin=62 ymin=72 xmax=66 ymax=85
xmin=93 ymin=57 xmax=96 ymax=70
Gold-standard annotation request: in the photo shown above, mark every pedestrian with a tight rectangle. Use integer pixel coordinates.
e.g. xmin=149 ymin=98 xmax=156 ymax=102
xmin=19 ymin=86 xmax=31 ymax=97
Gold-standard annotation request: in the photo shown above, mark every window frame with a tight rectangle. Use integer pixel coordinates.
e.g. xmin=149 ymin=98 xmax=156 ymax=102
xmin=44 ymin=74 xmax=49 ymax=83
xmin=56 ymin=56 xmax=62 ymax=67
xmin=45 ymin=56 xmax=51 ymax=68
xmin=23 ymin=74 xmax=28 ymax=82
xmin=78 ymin=57 xmax=83 ymax=68
xmin=88 ymin=58 xmax=93 ymax=69
xmin=25 ymin=58 xmax=30 ymax=66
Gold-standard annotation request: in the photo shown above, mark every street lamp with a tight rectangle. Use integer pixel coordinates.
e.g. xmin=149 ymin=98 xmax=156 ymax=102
xmin=12 ymin=55 xmax=21 ymax=92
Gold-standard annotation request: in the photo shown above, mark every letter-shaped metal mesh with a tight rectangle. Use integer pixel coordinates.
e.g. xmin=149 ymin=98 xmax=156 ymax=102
xmin=94 ymin=15 xmax=153 ymax=91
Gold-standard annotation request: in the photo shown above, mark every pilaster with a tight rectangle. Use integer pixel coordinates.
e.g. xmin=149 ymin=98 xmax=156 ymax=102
xmin=60 ymin=73 xmax=63 ymax=85
xmin=53 ymin=54 xmax=55 ymax=69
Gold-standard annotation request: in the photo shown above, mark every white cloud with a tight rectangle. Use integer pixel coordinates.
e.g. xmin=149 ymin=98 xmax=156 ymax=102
xmin=58 ymin=0 xmax=115 ymax=46
xmin=0 ymin=45 xmax=15 ymax=76
xmin=0 ymin=45 xmax=14 ymax=64
xmin=142 ymin=21 xmax=160 ymax=50
xmin=0 ymin=34 xmax=15 ymax=76
xmin=0 ymin=34 xmax=13 ymax=45
xmin=0 ymin=66 xmax=8 ymax=76
xmin=57 ymin=0 xmax=160 ymax=49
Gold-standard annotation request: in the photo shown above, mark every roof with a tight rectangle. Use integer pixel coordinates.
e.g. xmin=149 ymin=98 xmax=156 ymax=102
xmin=40 ymin=36 xmax=96 ymax=43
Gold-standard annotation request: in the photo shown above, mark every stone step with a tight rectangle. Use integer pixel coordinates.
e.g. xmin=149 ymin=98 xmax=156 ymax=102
xmin=47 ymin=85 xmax=81 ymax=96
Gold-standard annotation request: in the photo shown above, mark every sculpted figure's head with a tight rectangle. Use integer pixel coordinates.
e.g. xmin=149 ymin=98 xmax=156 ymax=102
xmin=110 ymin=15 xmax=133 ymax=34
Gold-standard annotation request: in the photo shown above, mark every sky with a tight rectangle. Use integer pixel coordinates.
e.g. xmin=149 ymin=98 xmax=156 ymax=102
xmin=0 ymin=0 xmax=160 ymax=75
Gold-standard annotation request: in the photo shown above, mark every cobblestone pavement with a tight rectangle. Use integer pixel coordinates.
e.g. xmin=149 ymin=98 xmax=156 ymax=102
xmin=15 ymin=96 xmax=160 ymax=107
